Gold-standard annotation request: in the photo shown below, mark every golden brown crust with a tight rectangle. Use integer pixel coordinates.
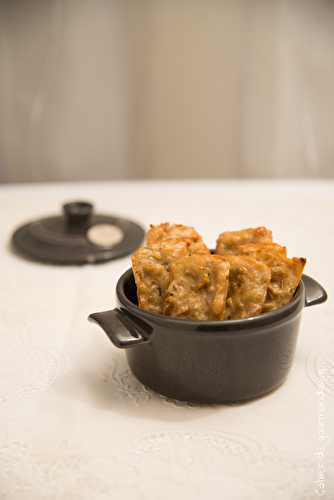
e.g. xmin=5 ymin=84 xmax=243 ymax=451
xmin=147 ymin=223 xmax=203 ymax=247
xmin=220 ymin=255 xmax=271 ymax=320
xmin=238 ymin=244 xmax=306 ymax=311
xmin=220 ymin=242 xmax=304 ymax=314
xmin=164 ymin=255 xmax=230 ymax=320
xmin=132 ymin=222 xmax=306 ymax=319
xmin=131 ymin=247 xmax=170 ymax=315
xmin=152 ymin=237 xmax=210 ymax=262
xmin=238 ymin=242 xmax=287 ymax=258
xmin=215 ymin=227 xmax=272 ymax=256
xmin=250 ymin=251 xmax=306 ymax=312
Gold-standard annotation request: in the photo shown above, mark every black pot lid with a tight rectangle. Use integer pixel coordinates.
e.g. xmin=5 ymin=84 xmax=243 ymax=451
xmin=11 ymin=201 xmax=145 ymax=265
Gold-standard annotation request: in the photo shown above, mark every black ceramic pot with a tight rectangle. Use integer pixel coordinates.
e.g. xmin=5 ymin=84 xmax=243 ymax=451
xmin=89 ymin=269 xmax=327 ymax=404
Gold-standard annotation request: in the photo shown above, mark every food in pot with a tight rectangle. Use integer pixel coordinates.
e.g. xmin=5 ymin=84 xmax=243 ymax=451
xmin=164 ymin=254 xmax=230 ymax=320
xmin=146 ymin=223 xmax=210 ymax=257
xmin=132 ymin=223 xmax=306 ymax=320
xmin=237 ymin=242 xmax=287 ymax=258
xmin=215 ymin=226 xmax=272 ymax=255
xmin=132 ymin=223 xmax=211 ymax=314
xmin=249 ymin=251 xmax=306 ymax=313
xmin=131 ymin=247 xmax=170 ymax=315
xmin=147 ymin=223 xmax=207 ymax=249
xmin=154 ymin=237 xmax=209 ymax=262
xmin=220 ymin=255 xmax=271 ymax=320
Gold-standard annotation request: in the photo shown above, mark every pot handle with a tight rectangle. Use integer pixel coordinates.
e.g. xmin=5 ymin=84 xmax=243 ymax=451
xmin=88 ymin=308 xmax=152 ymax=348
xmin=303 ymin=275 xmax=328 ymax=308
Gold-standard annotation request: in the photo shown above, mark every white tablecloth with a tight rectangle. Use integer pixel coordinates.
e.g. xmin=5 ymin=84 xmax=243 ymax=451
xmin=0 ymin=180 xmax=333 ymax=500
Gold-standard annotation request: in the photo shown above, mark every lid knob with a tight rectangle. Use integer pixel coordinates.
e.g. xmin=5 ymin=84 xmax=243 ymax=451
xmin=63 ymin=201 xmax=93 ymax=231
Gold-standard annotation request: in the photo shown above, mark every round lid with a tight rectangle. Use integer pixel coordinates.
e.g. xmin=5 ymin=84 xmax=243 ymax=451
xmin=12 ymin=201 xmax=145 ymax=265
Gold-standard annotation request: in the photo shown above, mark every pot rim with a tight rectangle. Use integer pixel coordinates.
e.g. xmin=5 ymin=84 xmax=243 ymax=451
xmin=116 ymin=268 xmax=305 ymax=331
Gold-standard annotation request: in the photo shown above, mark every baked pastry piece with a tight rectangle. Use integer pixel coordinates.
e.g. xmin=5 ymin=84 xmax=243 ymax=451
xmin=220 ymin=242 xmax=306 ymax=317
xmin=156 ymin=237 xmax=209 ymax=262
xmin=216 ymin=226 xmax=272 ymax=255
xmin=164 ymin=255 xmax=230 ymax=320
xmin=147 ymin=223 xmax=209 ymax=255
xmin=132 ymin=227 xmax=209 ymax=315
xmin=242 ymin=249 xmax=306 ymax=312
xmin=133 ymin=223 xmax=306 ymax=319
xmin=221 ymin=255 xmax=271 ymax=320
xmin=131 ymin=247 xmax=170 ymax=315
xmin=238 ymin=242 xmax=287 ymax=258
xmin=147 ymin=223 xmax=203 ymax=246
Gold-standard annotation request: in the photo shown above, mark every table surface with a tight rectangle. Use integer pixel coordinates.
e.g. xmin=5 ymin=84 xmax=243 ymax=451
xmin=0 ymin=180 xmax=333 ymax=500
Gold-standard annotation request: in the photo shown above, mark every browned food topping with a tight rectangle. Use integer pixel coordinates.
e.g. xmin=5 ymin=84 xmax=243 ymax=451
xmin=164 ymin=255 xmax=230 ymax=320
xmin=132 ymin=222 xmax=306 ymax=320
xmin=147 ymin=223 xmax=204 ymax=247
xmin=131 ymin=247 xmax=170 ymax=315
xmin=248 ymin=251 xmax=306 ymax=312
xmin=152 ymin=237 xmax=210 ymax=262
xmin=216 ymin=226 xmax=272 ymax=255
xmin=238 ymin=242 xmax=287 ymax=258
xmin=224 ymin=241 xmax=304 ymax=312
xmin=220 ymin=255 xmax=271 ymax=320
xmin=147 ymin=223 xmax=210 ymax=262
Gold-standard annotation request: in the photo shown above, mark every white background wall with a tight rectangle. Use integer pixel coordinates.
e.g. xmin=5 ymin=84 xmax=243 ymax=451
xmin=0 ymin=0 xmax=333 ymax=182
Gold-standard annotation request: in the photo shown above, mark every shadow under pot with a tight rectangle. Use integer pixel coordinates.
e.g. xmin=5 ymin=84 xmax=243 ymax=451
xmin=89 ymin=269 xmax=327 ymax=404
